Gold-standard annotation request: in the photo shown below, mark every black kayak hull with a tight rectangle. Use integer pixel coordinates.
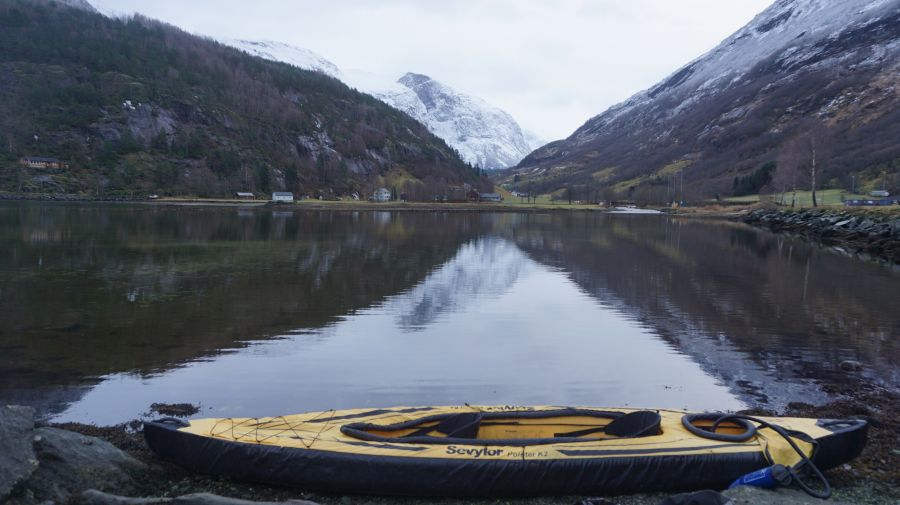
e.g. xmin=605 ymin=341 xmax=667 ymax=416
xmin=143 ymin=410 xmax=867 ymax=497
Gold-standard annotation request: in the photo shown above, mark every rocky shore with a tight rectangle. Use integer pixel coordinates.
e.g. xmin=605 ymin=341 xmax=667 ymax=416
xmin=741 ymin=208 xmax=900 ymax=263
xmin=3 ymin=386 xmax=898 ymax=505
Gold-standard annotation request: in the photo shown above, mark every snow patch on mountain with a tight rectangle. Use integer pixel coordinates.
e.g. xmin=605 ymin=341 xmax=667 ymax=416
xmin=60 ymin=0 xmax=96 ymax=11
xmin=341 ymin=69 xmax=429 ymax=123
xmin=27 ymin=0 xmax=97 ymax=12
xmin=224 ymin=39 xmax=341 ymax=78
xmin=523 ymin=129 xmax=547 ymax=152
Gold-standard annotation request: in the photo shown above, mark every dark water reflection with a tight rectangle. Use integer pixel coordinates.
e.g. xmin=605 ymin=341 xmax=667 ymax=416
xmin=0 ymin=203 xmax=897 ymax=425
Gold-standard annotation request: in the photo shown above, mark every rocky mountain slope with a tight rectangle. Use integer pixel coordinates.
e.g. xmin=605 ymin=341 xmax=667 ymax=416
xmin=226 ymin=40 xmax=542 ymax=169
xmin=510 ymin=0 xmax=900 ymax=200
xmin=0 ymin=1 xmax=488 ymax=198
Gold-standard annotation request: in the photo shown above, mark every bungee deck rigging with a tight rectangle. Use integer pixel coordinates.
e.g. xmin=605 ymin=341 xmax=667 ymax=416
xmin=144 ymin=405 xmax=867 ymax=497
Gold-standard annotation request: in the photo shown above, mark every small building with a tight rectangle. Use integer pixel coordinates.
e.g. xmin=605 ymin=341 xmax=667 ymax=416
xmin=869 ymin=190 xmax=890 ymax=197
xmin=467 ymin=189 xmax=480 ymax=202
xmin=234 ymin=192 xmax=255 ymax=199
xmin=373 ymin=188 xmax=391 ymax=202
xmin=271 ymin=191 xmax=294 ymax=202
xmin=21 ymin=157 xmax=64 ymax=169
xmin=479 ymin=192 xmax=502 ymax=202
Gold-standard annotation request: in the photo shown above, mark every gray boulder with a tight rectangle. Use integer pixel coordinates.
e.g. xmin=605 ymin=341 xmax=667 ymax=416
xmin=839 ymin=360 xmax=863 ymax=372
xmin=0 ymin=405 xmax=39 ymax=500
xmin=23 ymin=427 xmax=146 ymax=503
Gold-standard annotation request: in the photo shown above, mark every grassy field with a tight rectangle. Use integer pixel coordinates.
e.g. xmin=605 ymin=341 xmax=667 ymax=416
xmin=722 ymin=189 xmax=874 ymax=207
xmin=153 ymin=187 xmax=897 ymax=214
xmin=494 ymin=187 xmax=611 ymax=209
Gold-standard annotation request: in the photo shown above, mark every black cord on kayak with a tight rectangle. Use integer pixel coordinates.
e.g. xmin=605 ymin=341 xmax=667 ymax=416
xmin=710 ymin=414 xmax=831 ymax=499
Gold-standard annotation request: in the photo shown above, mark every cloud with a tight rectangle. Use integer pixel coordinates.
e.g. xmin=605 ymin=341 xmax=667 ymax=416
xmin=90 ymin=0 xmax=773 ymax=140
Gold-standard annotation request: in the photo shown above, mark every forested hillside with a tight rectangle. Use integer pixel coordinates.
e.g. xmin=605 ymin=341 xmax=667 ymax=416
xmin=0 ymin=0 xmax=489 ymax=198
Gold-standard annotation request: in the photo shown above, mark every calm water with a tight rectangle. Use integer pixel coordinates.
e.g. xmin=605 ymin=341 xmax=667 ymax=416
xmin=1 ymin=202 xmax=897 ymax=425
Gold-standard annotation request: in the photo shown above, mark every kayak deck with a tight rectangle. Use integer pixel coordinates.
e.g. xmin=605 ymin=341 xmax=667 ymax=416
xmin=180 ymin=406 xmax=797 ymax=455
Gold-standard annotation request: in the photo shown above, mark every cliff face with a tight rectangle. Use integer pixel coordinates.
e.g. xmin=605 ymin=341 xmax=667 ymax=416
xmin=511 ymin=0 xmax=900 ymax=199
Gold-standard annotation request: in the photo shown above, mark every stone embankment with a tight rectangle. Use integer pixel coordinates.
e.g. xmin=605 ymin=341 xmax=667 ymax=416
xmin=742 ymin=208 xmax=900 ymax=263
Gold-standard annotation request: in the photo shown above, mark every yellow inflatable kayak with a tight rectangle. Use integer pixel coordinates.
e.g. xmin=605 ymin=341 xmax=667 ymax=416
xmin=143 ymin=405 xmax=866 ymax=496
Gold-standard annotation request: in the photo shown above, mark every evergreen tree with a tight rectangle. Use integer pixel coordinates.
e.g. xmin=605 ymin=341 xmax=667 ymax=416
xmin=256 ymin=164 xmax=271 ymax=194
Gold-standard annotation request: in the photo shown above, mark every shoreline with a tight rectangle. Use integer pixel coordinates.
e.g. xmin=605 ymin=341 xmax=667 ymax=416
xmin=11 ymin=385 xmax=895 ymax=505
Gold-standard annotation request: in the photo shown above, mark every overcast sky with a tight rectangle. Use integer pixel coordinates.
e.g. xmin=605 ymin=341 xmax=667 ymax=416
xmin=90 ymin=0 xmax=774 ymax=140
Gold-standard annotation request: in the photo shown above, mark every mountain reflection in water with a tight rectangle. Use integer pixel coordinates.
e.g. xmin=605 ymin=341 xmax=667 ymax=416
xmin=54 ymin=235 xmax=741 ymax=425
xmin=0 ymin=204 xmax=897 ymax=425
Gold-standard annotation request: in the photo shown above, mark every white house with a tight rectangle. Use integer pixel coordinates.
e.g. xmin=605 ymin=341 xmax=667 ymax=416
xmin=271 ymin=192 xmax=294 ymax=202
xmin=373 ymin=188 xmax=391 ymax=202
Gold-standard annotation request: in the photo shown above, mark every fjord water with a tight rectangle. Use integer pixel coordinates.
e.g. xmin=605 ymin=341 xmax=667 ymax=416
xmin=1 ymin=203 xmax=897 ymax=425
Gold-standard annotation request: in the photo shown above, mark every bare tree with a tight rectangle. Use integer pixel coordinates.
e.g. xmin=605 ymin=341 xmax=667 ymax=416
xmin=779 ymin=122 xmax=833 ymax=207
xmin=525 ymin=183 xmax=537 ymax=204
xmin=776 ymin=138 xmax=802 ymax=207
xmin=802 ymin=123 xmax=832 ymax=207
xmin=810 ymin=137 xmax=819 ymax=207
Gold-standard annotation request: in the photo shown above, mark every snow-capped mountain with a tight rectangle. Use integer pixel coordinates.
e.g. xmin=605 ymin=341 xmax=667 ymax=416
xmin=514 ymin=0 xmax=900 ymax=195
xmin=222 ymin=40 xmax=540 ymax=169
xmin=381 ymin=73 xmax=538 ymax=170
xmin=574 ymin=0 xmax=899 ymax=140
